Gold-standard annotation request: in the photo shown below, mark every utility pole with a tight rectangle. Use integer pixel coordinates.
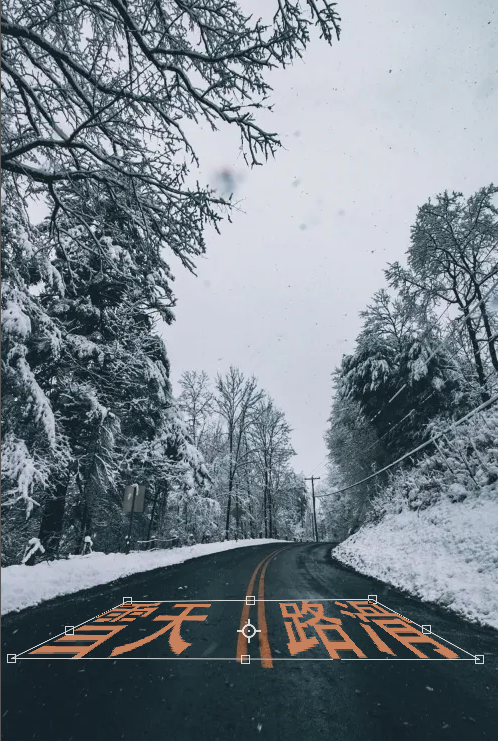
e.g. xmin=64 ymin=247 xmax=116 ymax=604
xmin=305 ymin=476 xmax=320 ymax=542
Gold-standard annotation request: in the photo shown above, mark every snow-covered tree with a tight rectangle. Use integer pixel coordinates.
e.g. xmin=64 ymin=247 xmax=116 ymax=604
xmin=338 ymin=289 xmax=463 ymax=464
xmin=178 ymin=371 xmax=214 ymax=447
xmin=249 ymin=398 xmax=295 ymax=538
xmin=367 ymin=404 xmax=498 ymax=523
xmin=387 ymin=186 xmax=498 ymax=399
xmin=215 ymin=367 xmax=264 ymax=539
xmin=176 ymin=368 xmax=306 ymax=542
xmin=324 ymin=185 xmax=498 ymax=540
xmin=2 ymin=0 xmax=340 ymax=267
xmin=1 ymin=183 xmax=71 ymax=563
xmin=2 ymin=0 xmax=341 ymax=563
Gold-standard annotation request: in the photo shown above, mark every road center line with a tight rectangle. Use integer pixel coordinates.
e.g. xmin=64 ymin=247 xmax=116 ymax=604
xmin=257 ymin=553 xmax=279 ymax=668
xmin=236 ymin=547 xmax=287 ymax=667
xmin=236 ymin=549 xmax=281 ymax=662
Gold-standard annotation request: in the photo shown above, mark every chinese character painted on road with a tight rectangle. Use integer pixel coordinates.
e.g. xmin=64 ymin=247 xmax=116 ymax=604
xmin=93 ymin=603 xmax=162 ymax=623
xmin=335 ymin=600 xmax=398 ymax=622
xmin=341 ymin=601 xmax=459 ymax=658
xmin=28 ymin=603 xmax=162 ymax=658
xmin=280 ymin=602 xmax=367 ymax=658
xmin=110 ymin=603 xmax=211 ymax=657
xmin=369 ymin=616 xmax=459 ymax=658
xmin=29 ymin=624 xmax=129 ymax=658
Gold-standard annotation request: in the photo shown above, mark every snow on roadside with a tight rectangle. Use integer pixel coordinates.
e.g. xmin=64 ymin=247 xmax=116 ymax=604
xmin=332 ymin=496 xmax=498 ymax=630
xmin=1 ymin=539 xmax=288 ymax=616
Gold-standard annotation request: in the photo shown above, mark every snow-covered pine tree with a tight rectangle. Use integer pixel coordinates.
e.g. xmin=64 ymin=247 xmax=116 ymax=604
xmin=34 ymin=193 xmax=211 ymax=556
xmin=339 ymin=289 xmax=464 ymax=465
xmin=1 ymin=180 xmax=71 ymax=564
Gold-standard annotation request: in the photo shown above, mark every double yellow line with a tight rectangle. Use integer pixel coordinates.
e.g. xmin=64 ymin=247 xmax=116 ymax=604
xmin=236 ymin=547 xmax=287 ymax=669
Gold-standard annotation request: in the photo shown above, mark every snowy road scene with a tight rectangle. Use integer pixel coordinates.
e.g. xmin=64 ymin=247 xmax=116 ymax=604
xmin=2 ymin=0 xmax=497 ymax=739
xmin=3 ymin=544 xmax=496 ymax=740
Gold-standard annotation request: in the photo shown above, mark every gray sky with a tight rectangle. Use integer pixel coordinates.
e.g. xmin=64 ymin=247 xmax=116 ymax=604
xmin=162 ymin=0 xmax=498 ymax=478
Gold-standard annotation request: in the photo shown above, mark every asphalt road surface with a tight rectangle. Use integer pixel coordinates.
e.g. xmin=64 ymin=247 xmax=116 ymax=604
xmin=2 ymin=542 xmax=497 ymax=740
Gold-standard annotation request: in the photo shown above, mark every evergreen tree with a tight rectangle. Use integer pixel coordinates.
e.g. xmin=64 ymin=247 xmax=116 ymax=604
xmin=339 ymin=290 xmax=462 ymax=464
xmin=1 ymin=182 xmax=71 ymax=563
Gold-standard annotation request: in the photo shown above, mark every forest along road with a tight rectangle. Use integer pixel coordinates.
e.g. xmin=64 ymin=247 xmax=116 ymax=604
xmin=2 ymin=542 xmax=497 ymax=741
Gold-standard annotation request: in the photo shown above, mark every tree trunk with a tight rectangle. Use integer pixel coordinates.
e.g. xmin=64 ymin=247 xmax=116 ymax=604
xmin=235 ymin=489 xmax=239 ymax=540
xmin=463 ymin=306 xmax=489 ymax=400
xmin=78 ymin=503 xmax=92 ymax=555
xmin=263 ymin=469 xmax=268 ymax=538
xmin=158 ymin=483 xmax=169 ymax=538
xmin=38 ymin=477 xmax=71 ymax=559
xmin=225 ymin=426 xmax=234 ymax=540
xmin=225 ymin=485 xmax=233 ymax=541
xmin=147 ymin=486 xmax=160 ymax=546
xmin=247 ymin=478 xmax=255 ymax=539
xmin=184 ymin=499 xmax=189 ymax=541
xmin=475 ymin=284 xmax=498 ymax=374
xmin=268 ymin=488 xmax=273 ymax=538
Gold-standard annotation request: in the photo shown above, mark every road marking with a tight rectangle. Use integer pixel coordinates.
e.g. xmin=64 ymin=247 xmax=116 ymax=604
xmin=257 ymin=554 xmax=276 ymax=668
xmin=110 ymin=604 xmax=211 ymax=657
xmin=28 ymin=625 xmax=128 ymax=658
xmin=359 ymin=623 xmax=396 ymax=655
xmin=236 ymin=547 xmax=287 ymax=668
xmin=236 ymin=550 xmax=275 ymax=662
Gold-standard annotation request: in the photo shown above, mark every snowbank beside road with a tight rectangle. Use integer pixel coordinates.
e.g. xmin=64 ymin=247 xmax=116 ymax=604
xmin=1 ymin=539 xmax=288 ymax=616
xmin=332 ymin=496 xmax=498 ymax=630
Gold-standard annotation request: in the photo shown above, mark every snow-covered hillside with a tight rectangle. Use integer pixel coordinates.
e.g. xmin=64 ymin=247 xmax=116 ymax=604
xmin=332 ymin=493 xmax=498 ymax=630
xmin=332 ymin=406 xmax=498 ymax=630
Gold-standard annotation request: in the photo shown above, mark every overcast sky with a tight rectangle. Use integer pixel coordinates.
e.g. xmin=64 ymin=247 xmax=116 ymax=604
xmin=161 ymin=0 xmax=498 ymax=479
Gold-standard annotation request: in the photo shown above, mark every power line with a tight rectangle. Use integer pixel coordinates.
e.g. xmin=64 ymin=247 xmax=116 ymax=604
xmin=308 ymin=455 xmax=328 ymax=477
xmin=315 ymin=392 xmax=498 ymax=499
